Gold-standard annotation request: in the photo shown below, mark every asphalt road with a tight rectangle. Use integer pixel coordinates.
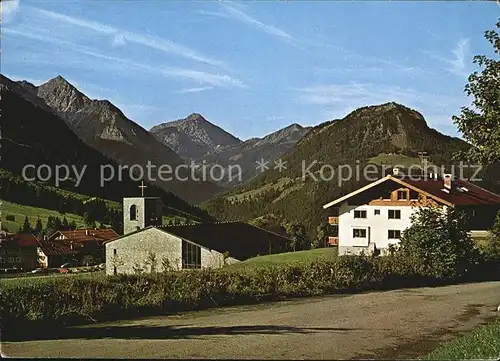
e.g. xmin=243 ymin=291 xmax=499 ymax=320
xmin=2 ymin=282 xmax=500 ymax=359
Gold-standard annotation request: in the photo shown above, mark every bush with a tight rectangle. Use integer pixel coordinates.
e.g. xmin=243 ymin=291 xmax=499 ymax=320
xmin=396 ymin=207 xmax=481 ymax=281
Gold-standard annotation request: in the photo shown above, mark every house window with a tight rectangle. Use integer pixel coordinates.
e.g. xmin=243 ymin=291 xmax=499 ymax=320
xmin=113 ymin=249 xmax=117 ymax=255
xmin=374 ymin=209 xmax=380 ymax=215
xmin=182 ymin=240 xmax=201 ymax=269
xmin=113 ymin=266 xmax=117 ymax=275
xmin=129 ymin=205 xmax=137 ymax=221
xmin=7 ymin=257 xmax=14 ymax=263
xmin=388 ymin=230 xmax=401 ymax=239
xmin=397 ymin=190 xmax=408 ymax=200
xmin=388 ymin=210 xmax=401 ymax=219
xmin=353 ymin=229 xmax=367 ymax=238
xmin=0 ymin=248 xmax=5 ymax=254
xmin=354 ymin=210 xmax=367 ymax=219
xmin=15 ymin=256 xmax=21 ymax=263
xmin=0 ymin=257 xmax=4 ymax=263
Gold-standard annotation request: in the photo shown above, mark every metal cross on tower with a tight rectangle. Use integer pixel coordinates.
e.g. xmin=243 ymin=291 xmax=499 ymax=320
xmin=139 ymin=181 xmax=147 ymax=197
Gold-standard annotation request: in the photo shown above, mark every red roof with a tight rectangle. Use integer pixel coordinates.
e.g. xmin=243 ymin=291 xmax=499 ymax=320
xmin=402 ymin=177 xmax=500 ymax=206
xmin=37 ymin=239 xmax=74 ymax=256
xmin=51 ymin=229 xmax=119 ymax=243
xmin=0 ymin=233 xmax=39 ymax=247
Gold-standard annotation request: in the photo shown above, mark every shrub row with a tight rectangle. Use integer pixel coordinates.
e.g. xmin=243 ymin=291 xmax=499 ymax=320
xmin=1 ymin=254 xmax=499 ymax=339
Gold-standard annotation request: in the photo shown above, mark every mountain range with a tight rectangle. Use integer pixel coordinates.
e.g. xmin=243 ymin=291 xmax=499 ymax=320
xmin=4 ymin=73 xmax=499 ymax=240
xmin=1 ymin=74 xmax=310 ymax=202
xmin=151 ymin=114 xmax=311 ymax=186
xmin=0 ymin=74 xmax=212 ymax=222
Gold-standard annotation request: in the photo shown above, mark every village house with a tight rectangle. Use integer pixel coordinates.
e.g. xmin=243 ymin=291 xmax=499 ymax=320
xmin=104 ymin=196 xmax=291 ymax=275
xmin=40 ymin=228 xmax=119 ymax=267
xmin=323 ymin=170 xmax=500 ymax=255
xmin=0 ymin=232 xmax=39 ymax=270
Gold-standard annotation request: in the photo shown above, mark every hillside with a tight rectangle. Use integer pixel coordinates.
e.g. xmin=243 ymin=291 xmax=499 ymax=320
xmin=152 ymin=115 xmax=311 ymax=187
xmin=36 ymin=76 xmax=222 ymax=204
xmin=0 ymin=75 xmax=213 ymax=225
xmin=200 ymin=102 xmax=499 ymax=239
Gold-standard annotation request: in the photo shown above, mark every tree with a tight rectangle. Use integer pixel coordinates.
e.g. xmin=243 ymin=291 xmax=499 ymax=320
xmin=397 ymin=207 xmax=480 ymax=280
xmin=83 ymin=212 xmax=96 ymax=229
xmin=62 ymin=217 xmax=69 ymax=230
xmin=484 ymin=211 xmax=500 ymax=260
xmin=453 ymin=20 xmax=500 ymax=164
xmin=314 ymin=223 xmax=330 ymax=249
xmin=69 ymin=220 xmax=77 ymax=230
xmin=284 ymin=221 xmax=309 ymax=251
xmin=22 ymin=215 xmax=32 ymax=233
xmin=34 ymin=217 xmax=43 ymax=235
xmin=54 ymin=217 xmax=62 ymax=231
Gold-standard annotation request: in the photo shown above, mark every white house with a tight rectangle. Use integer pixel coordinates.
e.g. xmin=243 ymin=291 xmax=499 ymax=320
xmin=323 ymin=171 xmax=500 ymax=255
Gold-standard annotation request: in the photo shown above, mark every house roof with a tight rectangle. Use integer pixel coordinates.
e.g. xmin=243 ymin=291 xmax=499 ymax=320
xmin=323 ymin=175 xmax=500 ymax=209
xmin=0 ymin=233 xmax=38 ymax=248
xmin=105 ymin=222 xmax=292 ymax=261
xmin=51 ymin=229 xmax=119 ymax=243
xmin=36 ymin=239 xmax=74 ymax=256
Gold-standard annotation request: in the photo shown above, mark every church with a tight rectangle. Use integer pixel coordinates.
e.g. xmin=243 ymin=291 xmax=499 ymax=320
xmin=104 ymin=186 xmax=291 ymax=275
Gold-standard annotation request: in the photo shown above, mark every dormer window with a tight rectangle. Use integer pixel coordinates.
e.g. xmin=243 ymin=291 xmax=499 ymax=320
xmin=397 ymin=190 xmax=408 ymax=200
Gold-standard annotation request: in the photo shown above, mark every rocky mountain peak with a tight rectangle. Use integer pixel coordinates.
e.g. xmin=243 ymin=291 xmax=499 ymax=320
xmin=185 ymin=113 xmax=206 ymax=122
xmin=37 ymin=76 xmax=91 ymax=118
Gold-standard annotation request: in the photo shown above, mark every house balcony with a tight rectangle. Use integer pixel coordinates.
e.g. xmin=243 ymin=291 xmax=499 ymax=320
xmin=327 ymin=237 xmax=339 ymax=246
xmin=328 ymin=216 xmax=339 ymax=225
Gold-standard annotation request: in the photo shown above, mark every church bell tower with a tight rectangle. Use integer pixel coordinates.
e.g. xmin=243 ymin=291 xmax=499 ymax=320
xmin=123 ymin=182 xmax=162 ymax=235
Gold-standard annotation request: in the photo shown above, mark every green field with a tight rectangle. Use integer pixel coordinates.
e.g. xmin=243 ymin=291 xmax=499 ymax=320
xmin=228 ymin=247 xmax=338 ymax=269
xmin=423 ymin=319 xmax=500 ymax=360
xmin=0 ymin=269 xmax=106 ymax=288
xmin=0 ymin=200 xmax=88 ymax=233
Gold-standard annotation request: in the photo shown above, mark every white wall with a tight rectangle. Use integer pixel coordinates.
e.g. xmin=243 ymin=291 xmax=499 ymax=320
xmin=338 ymin=202 xmax=416 ymax=254
xmin=105 ymin=227 xmax=240 ymax=275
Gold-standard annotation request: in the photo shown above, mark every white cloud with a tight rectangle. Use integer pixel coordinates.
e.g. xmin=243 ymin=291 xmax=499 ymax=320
xmin=423 ymin=38 xmax=471 ymax=77
xmin=449 ymin=38 xmax=470 ymax=77
xmin=1 ymin=0 xmax=20 ymax=24
xmin=111 ymin=33 xmax=127 ymax=47
xmin=197 ymin=2 xmax=298 ymax=45
xmin=4 ymin=27 xmax=245 ymax=88
xmin=34 ymin=8 xmax=228 ymax=68
xmin=176 ymin=86 xmax=214 ymax=94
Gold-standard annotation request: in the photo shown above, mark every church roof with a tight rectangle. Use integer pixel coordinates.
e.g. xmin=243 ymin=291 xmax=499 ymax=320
xmin=105 ymin=222 xmax=291 ymax=261
xmin=158 ymin=222 xmax=291 ymax=260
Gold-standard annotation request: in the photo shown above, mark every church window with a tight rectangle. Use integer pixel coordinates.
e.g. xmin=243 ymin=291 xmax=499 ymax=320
xmin=182 ymin=240 xmax=201 ymax=269
xmin=130 ymin=205 xmax=137 ymax=220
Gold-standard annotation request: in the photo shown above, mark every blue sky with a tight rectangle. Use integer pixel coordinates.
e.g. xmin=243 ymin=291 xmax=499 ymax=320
xmin=2 ymin=0 xmax=498 ymax=139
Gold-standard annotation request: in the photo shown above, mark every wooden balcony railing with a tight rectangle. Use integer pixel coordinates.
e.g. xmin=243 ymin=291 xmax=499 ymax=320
xmin=328 ymin=237 xmax=339 ymax=246
xmin=328 ymin=216 xmax=339 ymax=225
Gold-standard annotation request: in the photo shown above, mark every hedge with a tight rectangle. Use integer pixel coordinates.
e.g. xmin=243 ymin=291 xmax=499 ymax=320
xmin=1 ymin=255 xmax=499 ymax=340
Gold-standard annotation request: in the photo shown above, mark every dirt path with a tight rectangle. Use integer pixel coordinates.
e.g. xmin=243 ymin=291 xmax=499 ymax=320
xmin=2 ymin=282 xmax=500 ymax=359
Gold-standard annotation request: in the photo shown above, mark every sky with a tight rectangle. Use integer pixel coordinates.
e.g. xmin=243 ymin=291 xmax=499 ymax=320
xmin=2 ymin=0 xmax=499 ymax=140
